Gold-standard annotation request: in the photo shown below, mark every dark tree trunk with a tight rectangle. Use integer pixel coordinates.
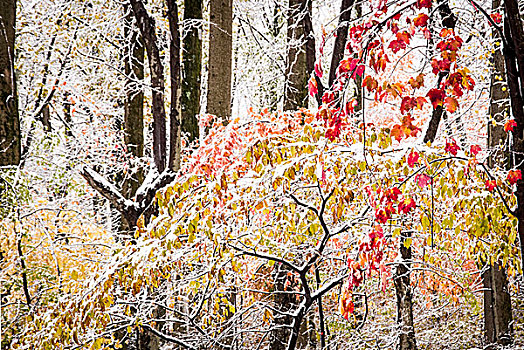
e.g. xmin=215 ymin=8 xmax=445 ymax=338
xmin=302 ymin=0 xmax=322 ymax=106
xmin=121 ymin=4 xmax=145 ymax=231
xmin=283 ymin=0 xmax=309 ymax=110
xmin=482 ymin=0 xmax=514 ymax=345
xmin=483 ymin=263 xmax=513 ymax=347
xmin=207 ymin=0 xmax=233 ymax=121
xmin=129 ymin=0 xmax=167 ymax=173
xmin=502 ymin=0 xmax=524 ymax=279
xmin=328 ymin=0 xmax=354 ymax=88
xmin=394 ymin=232 xmax=417 ymax=350
xmin=167 ymin=0 xmax=181 ymax=172
xmin=181 ymin=0 xmax=202 ymax=142
xmin=423 ymin=0 xmax=456 ymax=144
xmin=0 ymin=0 xmax=20 ymax=166
xmin=269 ymin=263 xmax=296 ymax=350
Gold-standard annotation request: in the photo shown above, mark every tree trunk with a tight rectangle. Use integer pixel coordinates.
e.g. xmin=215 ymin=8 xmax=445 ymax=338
xmin=483 ymin=1 xmax=514 ymax=344
xmin=167 ymin=0 xmax=182 ymax=172
xmin=269 ymin=263 xmax=296 ymax=350
xmin=283 ymin=0 xmax=309 ymax=110
xmin=483 ymin=263 xmax=513 ymax=347
xmin=394 ymin=232 xmax=417 ymax=350
xmin=328 ymin=0 xmax=354 ymax=88
xmin=501 ymin=0 xmax=524 ymax=277
xmin=181 ymin=0 xmax=202 ymax=142
xmin=129 ymin=0 xmax=167 ymax=173
xmin=423 ymin=0 xmax=456 ymax=144
xmin=0 ymin=0 xmax=20 ymax=166
xmin=121 ymin=4 xmax=145 ymax=232
xmin=207 ymin=0 xmax=232 ymax=121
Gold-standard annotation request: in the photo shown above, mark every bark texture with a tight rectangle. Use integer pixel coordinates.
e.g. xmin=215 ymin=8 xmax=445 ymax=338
xmin=394 ymin=232 xmax=417 ymax=350
xmin=502 ymin=0 xmax=524 ymax=278
xmin=423 ymin=0 xmax=456 ymax=144
xmin=483 ymin=263 xmax=513 ymax=347
xmin=167 ymin=0 xmax=182 ymax=172
xmin=269 ymin=263 xmax=297 ymax=350
xmin=122 ymin=4 xmax=145 ymax=204
xmin=207 ymin=0 xmax=233 ymax=121
xmin=0 ymin=0 xmax=19 ymax=166
xmin=129 ymin=0 xmax=167 ymax=173
xmin=482 ymin=0 xmax=513 ymax=345
xmin=181 ymin=0 xmax=202 ymax=142
xmin=283 ymin=0 xmax=309 ymax=110
xmin=328 ymin=0 xmax=354 ymax=88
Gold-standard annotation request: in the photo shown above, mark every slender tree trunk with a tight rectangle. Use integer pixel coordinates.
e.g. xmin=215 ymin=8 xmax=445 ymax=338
xmin=423 ymin=0 xmax=456 ymax=143
xmin=394 ymin=232 xmax=417 ymax=350
xmin=181 ymin=0 xmax=202 ymax=142
xmin=482 ymin=1 xmax=514 ymax=344
xmin=207 ymin=0 xmax=233 ymax=121
xmin=129 ymin=0 xmax=167 ymax=173
xmin=167 ymin=0 xmax=181 ymax=172
xmin=328 ymin=0 xmax=354 ymax=88
xmin=0 ymin=0 xmax=20 ymax=166
xmin=269 ymin=263 xmax=297 ymax=350
xmin=120 ymin=4 xmax=145 ymax=233
xmin=483 ymin=263 xmax=513 ymax=347
xmin=283 ymin=0 xmax=309 ymax=110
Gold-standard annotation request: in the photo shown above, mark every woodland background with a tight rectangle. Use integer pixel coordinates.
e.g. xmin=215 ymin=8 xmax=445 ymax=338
xmin=1 ymin=0 xmax=524 ymax=349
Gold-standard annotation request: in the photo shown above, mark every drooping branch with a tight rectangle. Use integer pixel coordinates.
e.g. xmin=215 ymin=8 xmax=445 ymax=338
xmin=134 ymin=170 xmax=177 ymax=207
xmin=142 ymin=324 xmax=195 ymax=349
xmin=80 ymin=167 xmax=136 ymax=215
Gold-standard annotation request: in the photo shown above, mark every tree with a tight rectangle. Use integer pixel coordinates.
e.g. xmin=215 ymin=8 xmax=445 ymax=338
xmin=120 ymin=3 xmax=145 ymax=232
xmin=207 ymin=0 xmax=233 ymax=121
xmin=81 ymin=0 xmax=183 ymax=233
xmin=283 ymin=0 xmax=310 ymax=110
xmin=6 ymin=1 xmax=524 ymax=350
xmin=181 ymin=0 xmax=202 ymax=143
xmin=0 ymin=0 xmax=20 ymax=166
xmin=483 ymin=0 xmax=513 ymax=345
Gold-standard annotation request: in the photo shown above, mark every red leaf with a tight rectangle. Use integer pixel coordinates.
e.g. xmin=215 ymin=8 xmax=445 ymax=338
xmin=398 ymin=197 xmax=416 ymax=214
xmin=314 ymin=60 xmax=323 ymax=78
xmin=354 ymin=65 xmax=365 ymax=78
xmin=415 ymin=174 xmax=432 ymax=188
xmin=322 ymin=92 xmax=335 ymax=105
xmin=407 ymin=150 xmax=419 ymax=167
xmin=389 ymin=39 xmax=406 ymax=53
xmin=409 ymin=74 xmax=425 ymax=89
xmin=363 ymin=76 xmax=378 ymax=91
xmin=470 ymin=145 xmax=481 ymax=156
xmin=504 ymin=119 xmax=517 ymax=132
xmin=375 ymin=208 xmax=390 ymax=223
xmin=445 ymin=139 xmax=459 ymax=156
xmin=396 ymin=31 xmax=411 ymax=44
xmin=416 ymin=0 xmax=432 ymax=9
xmin=401 ymin=96 xmax=416 ymax=115
xmin=485 ymin=180 xmax=497 ymax=191
xmin=427 ymin=88 xmax=445 ymax=108
xmin=440 ymin=28 xmax=454 ymax=37
xmin=416 ymin=96 xmax=426 ymax=109
xmin=384 ymin=187 xmax=401 ymax=202
xmin=391 ymin=125 xmax=404 ymax=141
xmin=490 ymin=12 xmax=502 ymax=24
xmin=413 ymin=13 xmax=429 ymax=27
xmin=308 ymin=76 xmax=318 ymax=97
xmin=444 ymin=96 xmax=458 ymax=113
xmin=507 ymin=170 xmax=522 ymax=185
